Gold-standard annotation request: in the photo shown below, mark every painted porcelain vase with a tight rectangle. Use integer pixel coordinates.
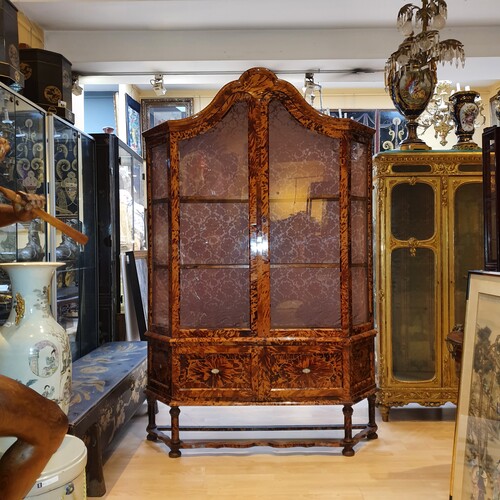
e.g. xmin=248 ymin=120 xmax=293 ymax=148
xmin=389 ymin=64 xmax=436 ymax=150
xmin=449 ymin=89 xmax=481 ymax=150
xmin=0 ymin=262 xmax=71 ymax=414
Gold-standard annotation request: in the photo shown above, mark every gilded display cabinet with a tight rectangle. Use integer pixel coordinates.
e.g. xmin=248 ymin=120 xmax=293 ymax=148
xmin=144 ymin=68 xmax=378 ymax=457
xmin=373 ymin=150 xmax=483 ymax=421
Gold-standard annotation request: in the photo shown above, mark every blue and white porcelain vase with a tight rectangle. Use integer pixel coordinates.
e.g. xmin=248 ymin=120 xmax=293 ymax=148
xmin=0 ymin=262 xmax=71 ymax=414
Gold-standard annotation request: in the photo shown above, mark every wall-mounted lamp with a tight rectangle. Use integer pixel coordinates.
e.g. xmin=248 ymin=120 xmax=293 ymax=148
xmin=150 ymin=74 xmax=167 ymax=96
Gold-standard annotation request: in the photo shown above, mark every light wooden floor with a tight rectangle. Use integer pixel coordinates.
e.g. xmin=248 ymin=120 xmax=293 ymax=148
xmin=94 ymin=401 xmax=456 ymax=499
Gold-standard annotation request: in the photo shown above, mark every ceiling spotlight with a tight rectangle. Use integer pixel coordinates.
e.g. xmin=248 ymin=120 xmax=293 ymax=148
xmin=302 ymin=72 xmax=329 ymax=114
xmin=72 ymin=75 xmax=83 ymax=96
xmin=150 ymin=74 xmax=167 ymax=96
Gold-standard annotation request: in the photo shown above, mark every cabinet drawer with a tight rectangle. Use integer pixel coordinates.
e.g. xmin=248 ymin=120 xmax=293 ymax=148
xmin=172 ymin=346 xmax=258 ymax=401
xmin=263 ymin=346 xmax=344 ymax=400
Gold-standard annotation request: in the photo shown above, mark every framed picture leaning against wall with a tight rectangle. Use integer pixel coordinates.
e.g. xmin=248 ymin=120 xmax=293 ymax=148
xmin=450 ymin=270 xmax=500 ymax=499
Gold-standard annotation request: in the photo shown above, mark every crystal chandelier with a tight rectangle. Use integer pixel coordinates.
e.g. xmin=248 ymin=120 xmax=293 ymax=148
xmin=385 ymin=0 xmax=465 ymax=89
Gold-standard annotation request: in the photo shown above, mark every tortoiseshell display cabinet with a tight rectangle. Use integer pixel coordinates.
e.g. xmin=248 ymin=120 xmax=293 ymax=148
xmin=143 ymin=68 xmax=377 ymax=457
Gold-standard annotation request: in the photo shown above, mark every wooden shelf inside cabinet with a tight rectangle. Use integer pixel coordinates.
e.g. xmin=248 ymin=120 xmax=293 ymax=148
xmin=143 ymin=68 xmax=378 ymax=457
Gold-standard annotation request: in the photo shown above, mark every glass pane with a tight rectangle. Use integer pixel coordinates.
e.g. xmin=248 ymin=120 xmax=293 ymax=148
xmin=180 ymin=203 xmax=248 ymax=265
xmin=150 ymin=143 xmax=168 ymax=201
xmin=351 ymin=200 xmax=367 ymax=264
xmin=352 ymin=267 xmax=369 ymax=325
xmin=271 ymin=200 xmax=339 ymax=264
xmin=131 ymin=156 xmax=146 ymax=250
xmin=268 ymin=100 xmax=340 ymax=328
xmin=271 ymin=268 xmax=341 ymax=328
xmin=351 ymin=142 xmax=367 ymax=197
xmin=178 ymin=102 xmax=249 ymax=330
xmin=152 ymin=267 xmax=169 ymax=328
xmin=179 ymin=102 xmax=248 ymax=199
xmin=391 ymin=247 xmax=436 ymax=381
xmin=454 ymin=182 xmax=483 ymax=325
xmin=152 ymin=203 xmax=169 ymax=264
xmin=53 ymin=119 xmax=80 ymax=359
xmin=391 ymin=182 xmax=434 ymax=240
xmin=180 ymin=268 xmax=249 ymax=328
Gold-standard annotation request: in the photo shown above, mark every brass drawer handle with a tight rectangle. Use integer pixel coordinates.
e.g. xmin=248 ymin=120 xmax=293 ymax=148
xmin=211 ymin=368 xmax=220 ymax=374
xmin=302 ymin=368 xmax=311 ymax=374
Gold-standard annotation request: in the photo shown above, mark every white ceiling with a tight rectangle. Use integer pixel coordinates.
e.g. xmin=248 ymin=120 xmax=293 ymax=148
xmin=12 ymin=0 xmax=500 ymax=92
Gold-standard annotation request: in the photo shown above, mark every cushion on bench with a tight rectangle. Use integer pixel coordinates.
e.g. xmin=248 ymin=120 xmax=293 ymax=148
xmin=67 ymin=341 xmax=147 ymax=497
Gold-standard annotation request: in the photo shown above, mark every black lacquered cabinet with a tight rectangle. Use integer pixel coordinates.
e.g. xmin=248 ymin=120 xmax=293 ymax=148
xmin=482 ymin=126 xmax=500 ymax=271
xmin=92 ymin=133 xmax=145 ymax=343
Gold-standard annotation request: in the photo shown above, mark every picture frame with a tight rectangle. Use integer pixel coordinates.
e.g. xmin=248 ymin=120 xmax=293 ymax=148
xmin=140 ymin=97 xmax=194 ymax=133
xmin=124 ymin=250 xmax=148 ymax=341
xmin=125 ymin=94 xmax=142 ymax=156
xmin=450 ymin=270 xmax=500 ymax=499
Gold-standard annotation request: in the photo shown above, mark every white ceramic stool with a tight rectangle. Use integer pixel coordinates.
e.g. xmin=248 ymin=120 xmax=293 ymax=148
xmin=0 ymin=434 xmax=87 ymax=499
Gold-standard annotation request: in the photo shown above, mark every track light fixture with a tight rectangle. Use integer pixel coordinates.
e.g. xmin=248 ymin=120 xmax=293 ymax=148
xmin=150 ymin=74 xmax=167 ymax=96
xmin=302 ymin=72 xmax=329 ymax=115
xmin=72 ymin=75 xmax=83 ymax=96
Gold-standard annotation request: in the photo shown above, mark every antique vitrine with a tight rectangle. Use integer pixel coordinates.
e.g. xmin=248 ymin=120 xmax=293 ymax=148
xmin=144 ymin=68 xmax=377 ymax=457
xmin=373 ymin=150 xmax=483 ymax=421
xmin=482 ymin=126 xmax=499 ymax=271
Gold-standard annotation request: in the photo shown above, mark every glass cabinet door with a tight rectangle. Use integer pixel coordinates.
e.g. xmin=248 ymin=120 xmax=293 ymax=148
xmin=389 ymin=179 xmax=437 ymax=382
xmin=177 ymin=102 xmax=249 ymax=330
xmin=452 ymin=181 xmax=483 ymax=327
xmin=0 ymin=83 xmax=47 ymax=324
xmin=118 ymin=142 xmax=147 ymax=252
xmin=268 ymin=100 xmax=342 ymax=329
xmin=49 ymin=115 xmax=98 ymax=360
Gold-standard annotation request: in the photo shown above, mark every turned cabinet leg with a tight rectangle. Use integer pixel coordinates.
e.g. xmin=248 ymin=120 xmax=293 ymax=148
xmin=367 ymin=394 xmax=378 ymax=440
xmin=146 ymin=396 xmax=158 ymax=441
xmin=169 ymin=406 xmax=182 ymax=458
xmin=379 ymin=404 xmax=391 ymax=422
xmin=342 ymin=404 xmax=355 ymax=457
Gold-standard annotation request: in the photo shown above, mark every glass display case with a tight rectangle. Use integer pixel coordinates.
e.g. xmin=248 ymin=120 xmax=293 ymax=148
xmin=92 ymin=133 xmax=145 ymax=344
xmin=374 ymin=150 xmax=484 ymax=421
xmin=0 ymin=81 xmax=47 ymax=321
xmin=0 ymin=81 xmax=98 ymax=360
xmin=47 ymin=115 xmax=99 ymax=360
xmin=482 ymin=126 xmax=500 ymax=271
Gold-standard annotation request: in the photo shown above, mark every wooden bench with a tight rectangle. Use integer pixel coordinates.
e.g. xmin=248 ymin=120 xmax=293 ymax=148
xmin=67 ymin=341 xmax=147 ymax=497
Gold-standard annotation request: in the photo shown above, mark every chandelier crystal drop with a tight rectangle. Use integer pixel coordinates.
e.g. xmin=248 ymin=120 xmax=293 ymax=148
xmin=385 ymin=0 xmax=465 ymax=90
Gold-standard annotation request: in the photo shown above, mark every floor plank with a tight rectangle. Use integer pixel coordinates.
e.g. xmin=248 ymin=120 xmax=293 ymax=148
xmin=94 ymin=401 xmax=456 ymax=499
